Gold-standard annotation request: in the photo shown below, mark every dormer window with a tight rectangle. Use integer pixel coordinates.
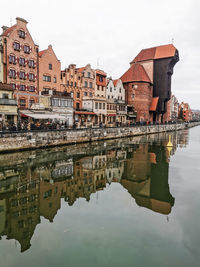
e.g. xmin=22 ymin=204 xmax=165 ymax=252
xmin=19 ymin=30 xmax=25 ymax=39
xmin=99 ymin=75 xmax=103 ymax=82
xmin=13 ymin=42 xmax=20 ymax=51
xmin=49 ymin=64 xmax=52 ymax=70
xmin=24 ymin=45 xmax=30 ymax=54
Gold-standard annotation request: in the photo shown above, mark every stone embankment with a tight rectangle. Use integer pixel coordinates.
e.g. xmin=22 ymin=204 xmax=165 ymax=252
xmin=0 ymin=122 xmax=199 ymax=153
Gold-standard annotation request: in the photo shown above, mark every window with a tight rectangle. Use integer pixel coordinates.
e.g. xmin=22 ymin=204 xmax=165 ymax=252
xmin=49 ymin=64 xmax=52 ymax=70
xmin=29 ymin=86 xmax=35 ymax=92
xmin=108 ymin=95 xmax=110 ymax=99
xmin=19 ymin=57 xmax=26 ymax=66
xmin=24 ymin=45 xmax=30 ymax=54
xmin=75 ymin=82 xmax=77 ymax=87
xmin=43 ymin=75 xmax=51 ymax=82
xmin=110 ymin=87 xmax=112 ymax=92
xmin=2 ymin=93 xmax=9 ymax=99
xmin=89 ymin=92 xmax=92 ymax=97
xmin=19 ymin=71 xmax=26 ymax=79
xmin=99 ymin=103 xmax=102 ymax=109
xmin=9 ymin=55 xmax=16 ymax=64
xmin=67 ymin=81 xmax=69 ymax=86
xmin=99 ymin=75 xmax=103 ymax=82
xmin=19 ymin=85 xmax=26 ymax=91
xmin=53 ymin=76 xmax=57 ymax=83
xmin=85 ymin=81 xmax=88 ymax=87
xmin=13 ymin=42 xmax=20 ymax=51
xmin=95 ymin=102 xmax=98 ymax=109
xmin=103 ymin=103 xmax=105 ymax=109
xmin=29 ymin=99 xmax=35 ymax=106
xmin=71 ymin=81 xmax=73 ymax=87
xmin=84 ymin=92 xmax=87 ymax=96
xmin=43 ymin=88 xmax=49 ymax=94
xmin=19 ymin=30 xmax=25 ymax=39
xmin=19 ymin=98 xmax=26 ymax=107
xmin=9 ymin=69 xmax=16 ymax=78
xmin=28 ymin=60 xmax=35 ymax=68
xmin=29 ymin=73 xmax=35 ymax=81
xmin=119 ymin=88 xmax=121 ymax=93
xmin=76 ymin=102 xmax=80 ymax=110
xmin=11 ymin=83 xmax=16 ymax=90
xmin=77 ymin=92 xmax=80 ymax=98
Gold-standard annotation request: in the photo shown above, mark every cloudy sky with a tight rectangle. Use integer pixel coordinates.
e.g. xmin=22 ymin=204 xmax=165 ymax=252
xmin=1 ymin=0 xmax=200 ymax=109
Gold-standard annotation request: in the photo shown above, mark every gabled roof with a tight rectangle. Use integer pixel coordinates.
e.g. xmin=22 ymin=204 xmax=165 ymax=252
xmin=38 ymin=49 xmax=47 ymax=57
xmin=149 ymin=97 xmax=159 ymax=111
xmin=77 ymin=67 xmax=85 ymax=73
xmin=120 ymin=63 xmax=151 ymax=83
xmin=96 ymin=69 xmax=107 ymax=76
xmin=2 ymin=24 xmax=17 ymax=37
xmin=113 ymin=79 xmax=119 ymax=87
xmin=131 ymin=44 xmax=177 ymax=63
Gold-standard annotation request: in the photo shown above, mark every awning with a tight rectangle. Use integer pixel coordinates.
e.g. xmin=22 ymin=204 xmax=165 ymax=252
xmin=107 ymin=114 xmax=116 ymax=116
xmin=75 ymin=111 xmax=96 ymax=115
xmin=21 ymin=112 xmax=67 ymax=120
xmin=150 ymin=97 xmax=159 ymax=111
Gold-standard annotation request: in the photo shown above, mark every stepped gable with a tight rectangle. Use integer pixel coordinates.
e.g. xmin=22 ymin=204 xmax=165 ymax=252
xmin=120 ymin=63 xmax=151 ymax=83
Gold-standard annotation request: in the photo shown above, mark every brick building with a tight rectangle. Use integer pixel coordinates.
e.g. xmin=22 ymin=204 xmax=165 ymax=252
xmin=131 ymin=44 xmax=179 ymax=123
xmin=121 ymin=63 xmax=153 ymax=123
xmin=179 ymin=102 xmax=192 ymax=122
xmin=38 ymin=44 xmax=61 ymax=96
xmin=0 ymin=17 xmax=39 ymax=109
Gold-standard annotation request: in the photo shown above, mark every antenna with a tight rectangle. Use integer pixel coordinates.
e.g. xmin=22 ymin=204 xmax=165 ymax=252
xmin=171 ymin=38 xmax=174 ymax=44
xmin=10 ymin=17 xmax=13 ymax=26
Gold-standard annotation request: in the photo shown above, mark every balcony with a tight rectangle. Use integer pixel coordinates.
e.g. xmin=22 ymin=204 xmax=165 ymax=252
xmin=0 ymin=98 xmax=17 ymax=105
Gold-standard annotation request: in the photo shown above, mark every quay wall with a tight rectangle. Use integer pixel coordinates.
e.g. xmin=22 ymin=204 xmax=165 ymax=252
xmin=0 ymin=122 xmax=199 ymax=153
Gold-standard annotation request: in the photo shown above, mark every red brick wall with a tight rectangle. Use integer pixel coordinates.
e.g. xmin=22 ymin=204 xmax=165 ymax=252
xmin=39 ymin=45 xmax=61 ymax=95
xmin=2 ymin=18 xmax=39 ymax=109
xmin=124 ymin=81 xmax=153 ymax=122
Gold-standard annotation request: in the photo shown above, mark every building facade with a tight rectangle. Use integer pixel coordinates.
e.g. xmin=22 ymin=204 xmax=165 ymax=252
xmin=0 ymin=17 xmax=39 ymax=109
xmin=38 ymin=45 xmax=61 ymax=97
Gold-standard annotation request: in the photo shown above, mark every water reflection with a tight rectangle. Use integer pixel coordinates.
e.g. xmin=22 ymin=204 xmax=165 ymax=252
xmin=0 ymin=130 xmax=189 ymax=252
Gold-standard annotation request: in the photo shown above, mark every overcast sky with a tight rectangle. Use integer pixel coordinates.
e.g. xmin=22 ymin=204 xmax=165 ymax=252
xmin=1 ymin=0 xmax=200 ymax=109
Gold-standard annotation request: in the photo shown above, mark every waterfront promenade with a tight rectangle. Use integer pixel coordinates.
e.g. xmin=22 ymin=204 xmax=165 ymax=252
xmin=0 ymin=122 xmax=199 ymax=153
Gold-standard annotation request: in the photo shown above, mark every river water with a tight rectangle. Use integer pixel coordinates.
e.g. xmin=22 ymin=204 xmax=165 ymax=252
xmin=0 ymin=127 xmax=200 ymax=267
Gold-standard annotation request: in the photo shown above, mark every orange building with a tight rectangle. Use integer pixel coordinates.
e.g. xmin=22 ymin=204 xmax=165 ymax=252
xmin=38 ymin=45 xmax=61 ymax=96
xmin=0 ymin=17 xmax=39 ymax=109
xmin=179 ymin=102 xmax=193 ymax=122
xmin=61 ymin=64 xmax=82 ymax=110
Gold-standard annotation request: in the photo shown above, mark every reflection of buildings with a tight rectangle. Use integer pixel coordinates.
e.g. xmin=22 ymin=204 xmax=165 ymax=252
xmin=0 ymin=133 xmax=187 ymax=252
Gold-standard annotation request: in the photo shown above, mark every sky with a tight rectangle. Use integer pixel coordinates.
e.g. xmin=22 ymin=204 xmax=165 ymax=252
xmin=1 ymin=0 xmax=200 ymax=109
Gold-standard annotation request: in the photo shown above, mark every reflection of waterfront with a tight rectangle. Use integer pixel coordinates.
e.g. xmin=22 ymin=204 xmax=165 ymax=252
xmin=0 ymin=130 xmax=189 ymax=252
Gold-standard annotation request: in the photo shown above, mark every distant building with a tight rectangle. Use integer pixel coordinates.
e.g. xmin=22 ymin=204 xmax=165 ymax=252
xmin=0 ymin=17 xmax=39 ymax=109
xmin=179 ymin=102 xmax=192 ymax=122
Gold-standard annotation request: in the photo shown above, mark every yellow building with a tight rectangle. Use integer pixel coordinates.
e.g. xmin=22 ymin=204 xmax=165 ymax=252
xmin=0 ymin=83 xmax=18 ymax=125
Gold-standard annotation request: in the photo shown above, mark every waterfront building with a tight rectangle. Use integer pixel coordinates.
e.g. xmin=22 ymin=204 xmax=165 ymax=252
xmin=179 ymin=102 xmax=193 ymax=122
xmin=106 ymin=78 xmax=117 ymax=126
xmin=38 ymin=44 xmax=61 ymax=96
xmin=0 ymin=83 xmax=18 ymax=125
xmin=113 ymin=79 xmax=127 ymax=125
xmin=76 ymin=64 xmax=96 ymax=127
xmin=0 ymin=43 xmax=3 ymax=82
xmin=0 ymin=17 xmax=39 ymax=109
xmin=94 ymin=69 xmax=107 ymax=125
xmin=121 ymin=63 xmax=153 ymax=124
xmin=61 ymin=64 xmax=82 ymax=110
xmin=170 ymin=94 xmax=179 ymax=121
xmin=130 ymin=44 xmax=179 ymax=123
